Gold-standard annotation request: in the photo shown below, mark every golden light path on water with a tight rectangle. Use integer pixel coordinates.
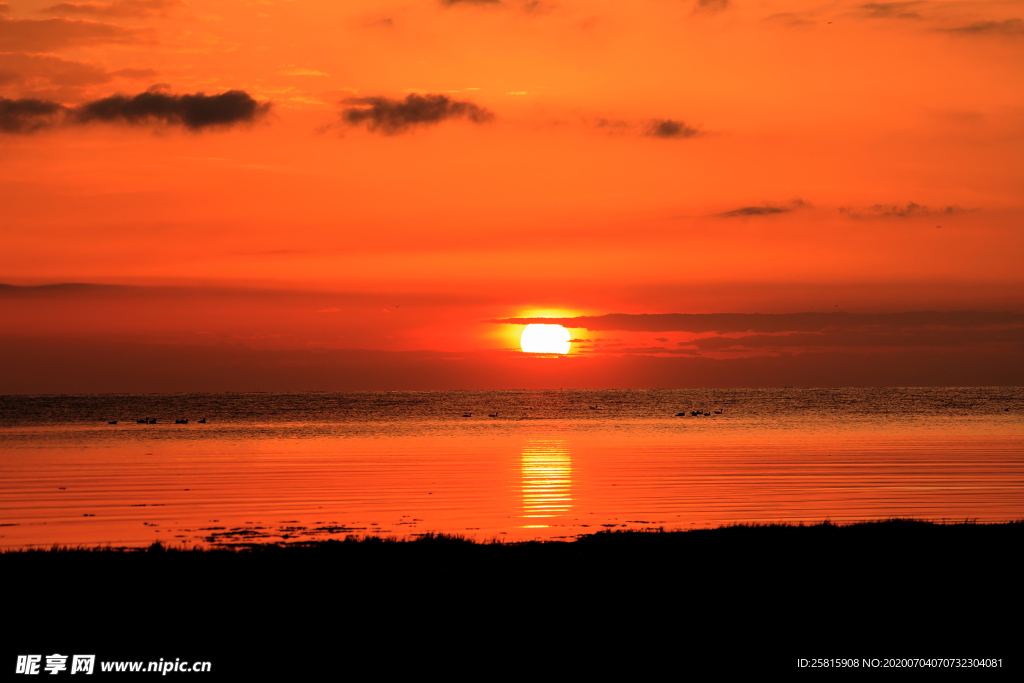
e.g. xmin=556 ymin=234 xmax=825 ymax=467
xmin=521 ymin=439 xmax=571 ymax=527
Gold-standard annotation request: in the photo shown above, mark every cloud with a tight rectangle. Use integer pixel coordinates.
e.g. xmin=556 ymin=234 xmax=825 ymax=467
xmin=0 ymin=52 xmax=156 ymax=91
xmin=0 ymin=87 xmax=271 ymax=134
xmin=441 ymin=0 xmax=501 ymax=6
xmin=613 ymin=346 xmax=701 ymax=355
xmin=341 ymin=93 xmax=494 ymax=135
xmin=765 ymin=13 xmax=817 ymax=28
xmin=501 ymin=310 xmax=1024 ymax=360
xmin=646 ymin=119 xmax=699 ymax=139
xmin=717 ymin=199 xmax=808 ymax=217
xmin=942 ymin=18 xmax=1024 ymax=36
xmin=592 ymin=117 xmax=702 ymax=139
xmin=719 ymin=206 xmax=786 ymax=217
xmin=857 ymin=3 xmax=923 ymax=20
xmin=852 ymin=5 xmax=1023 ymax=38
xmin=694 ymin=0 xmax=729 ymax=14
xmin=595 ymin=118 xmax=629 ymax=130
xmin=0 ymin=17 xmax=147 ymax=51
xmin=5 ymin=336 xmax=1021 ymax=391
xmin=75 ymin=87 xmax=271 ymax=129
xmin=0 ymin=97 xmax=65 ymax=133
xmin=112 ymin=67 xmax=156 ymax=79
xmin=522 ymin=1 xmax=554 ymax=14
xmin=280 ymin=68 xmax=329 ymax=77
xmin=692 ymin=327 xmax=1024 ymax=351
xmin=489 ymin=311 xmax=1024 ymax=334
xmin=839 ymin=202 xmax=969 ymax=219
xmin=0 ymin=4 xmax=9 ymax=15
xmin=40 ymin=0 xmax=185 ymax=17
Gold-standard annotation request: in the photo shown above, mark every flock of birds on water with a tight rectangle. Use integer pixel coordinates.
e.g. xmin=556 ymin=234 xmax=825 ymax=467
xmin=112 ymin=410 xmax=728 ymax=423
xmin=106 ymin=418 xmax=208 ymax=425
xmin=459 ymin=408 xmax=725 ymax=418
xmin=105 ymin=405 xmax=1013 ymax=424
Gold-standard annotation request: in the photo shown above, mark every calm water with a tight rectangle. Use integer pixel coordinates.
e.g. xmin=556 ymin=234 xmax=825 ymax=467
xmin=1 ymin=389 xmax=1022 ymax=547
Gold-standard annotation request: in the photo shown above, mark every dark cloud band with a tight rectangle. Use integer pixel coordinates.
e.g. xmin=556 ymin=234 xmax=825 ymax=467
xmin=691 ymin=327 xmax=1024 ymax=351
xmin=858 ymin=3 xmax=923 ymax=20
xmin=76 ymin=89 xmax=270 ymax=129
xmin=719 ymin=206 xmax=787 ymax=217
xmin=489 ymin=311 xmax=1024 ymax=334
xmin=0 ymin=97 xmax=64 ymax=133
xmin=646 ymin=119 xmax=699 ymax=139
xmin=839 ymin=202 xmax=968 ymax=219
xmin=694 ymin=0 xmax=729 ymax=14
xmin=341 ymin=93 xmax=494 ymax=134
xmin=943 ymin=18 xmax=1024 ymax=36
xmin=717 ymin=199 xmax=807 ymax=217
xmin=0 ymin=88 xmax=270 ymax=133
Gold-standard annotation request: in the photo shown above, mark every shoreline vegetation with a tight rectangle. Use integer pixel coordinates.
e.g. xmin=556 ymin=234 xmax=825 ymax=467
xmin=4 ymin=517 xmax=1023 ymax=554
xmin=7 ymin=519 xmax=1020 ymax=675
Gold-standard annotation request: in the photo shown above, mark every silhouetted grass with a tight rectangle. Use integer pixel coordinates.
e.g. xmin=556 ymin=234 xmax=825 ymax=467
xmin=5 ymin=519 xmax=1021 ymax=675
xmin=8 ymin=517 xmax=1019 ymax=555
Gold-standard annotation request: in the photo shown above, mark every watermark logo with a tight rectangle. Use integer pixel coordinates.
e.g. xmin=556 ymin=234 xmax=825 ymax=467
xmin=16 ymin=655 xmax=208 ymax=675
xmin=17 ymin=654 xmax=93 ymax=675
xmin=71 ymin=656 xmax=96 ymax=675
xmin=44 ymin=655 xmax=67 ymax=675
xmin=15 ymin=656 xmax=41 ymax=675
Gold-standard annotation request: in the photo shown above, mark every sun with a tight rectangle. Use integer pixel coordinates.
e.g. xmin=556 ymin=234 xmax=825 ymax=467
xmin=520 ymin=324 xmax=571 ymax=354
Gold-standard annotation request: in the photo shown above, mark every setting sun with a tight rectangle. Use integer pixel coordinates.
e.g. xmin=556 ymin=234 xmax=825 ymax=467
xmin=520 ymin=324 xmax=571 ymax=354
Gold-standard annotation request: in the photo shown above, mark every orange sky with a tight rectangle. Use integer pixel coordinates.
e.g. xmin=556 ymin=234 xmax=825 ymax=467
xmin=2 ymin=0 xmax=1023 ymax=390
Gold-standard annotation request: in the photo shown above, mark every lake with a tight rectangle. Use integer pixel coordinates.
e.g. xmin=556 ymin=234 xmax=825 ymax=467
xmin=1 ymin=388 xmax=1022 ymax=547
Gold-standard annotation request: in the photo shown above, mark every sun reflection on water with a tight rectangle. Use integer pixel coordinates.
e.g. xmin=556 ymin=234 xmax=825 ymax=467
xmin=521 ymin=439 xmax=572 ymax=527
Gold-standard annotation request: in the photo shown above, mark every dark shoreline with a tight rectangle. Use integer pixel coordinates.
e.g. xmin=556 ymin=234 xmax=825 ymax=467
xmin=6 ymin=519 xmax=1020 ymax=677
xmin=5 ymin=516 xmax=1024 ymax=552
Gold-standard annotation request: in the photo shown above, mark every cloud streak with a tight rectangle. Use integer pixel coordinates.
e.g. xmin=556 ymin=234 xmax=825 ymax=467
xmin=0 ymin=88 xmax=271 ymax=133
xmin=41 ymin=0 xmax=185 ymax=17
xmin=0 ymin=17 xmax=148 ymax=51
xmin=76 ymin=88 xmax=270 ymax=129
xmin=694 ymin=0 xmax=729 ymax=14
xmin=857 ymin=2 xmax=923 ymax=20
xmin=0 ymin=52 xmax=156 ymax=90
xmin=646 ymin=118 xmax=699 ymax=139
xmin=839 ymin=202 xmax=968 ymax=219
xmin=492 ymin=311 xmax=1024 ymax=359
xmin=716 ymin=199 xmax=808 ymax=217
xmin=341 ymin=93 xmax=494 ymax=135
xmin=942 ymin=18 xmax=1024 ymax=37
xmin=0 ymin=97 xmax=64 ymax=133
xmin=691 ymin=327 xmax=1024 ymax=351
xmin=489 ymin=311 xmax=1024 ymax=334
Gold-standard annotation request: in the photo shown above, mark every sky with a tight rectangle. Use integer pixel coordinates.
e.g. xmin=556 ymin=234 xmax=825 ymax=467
xmin=1 ymin=0 xmax=1022 ymax=391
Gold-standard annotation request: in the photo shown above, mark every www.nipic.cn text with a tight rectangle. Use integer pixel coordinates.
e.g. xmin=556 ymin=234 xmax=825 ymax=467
xmin=16 ymin=655 xmax=212 ymax=675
